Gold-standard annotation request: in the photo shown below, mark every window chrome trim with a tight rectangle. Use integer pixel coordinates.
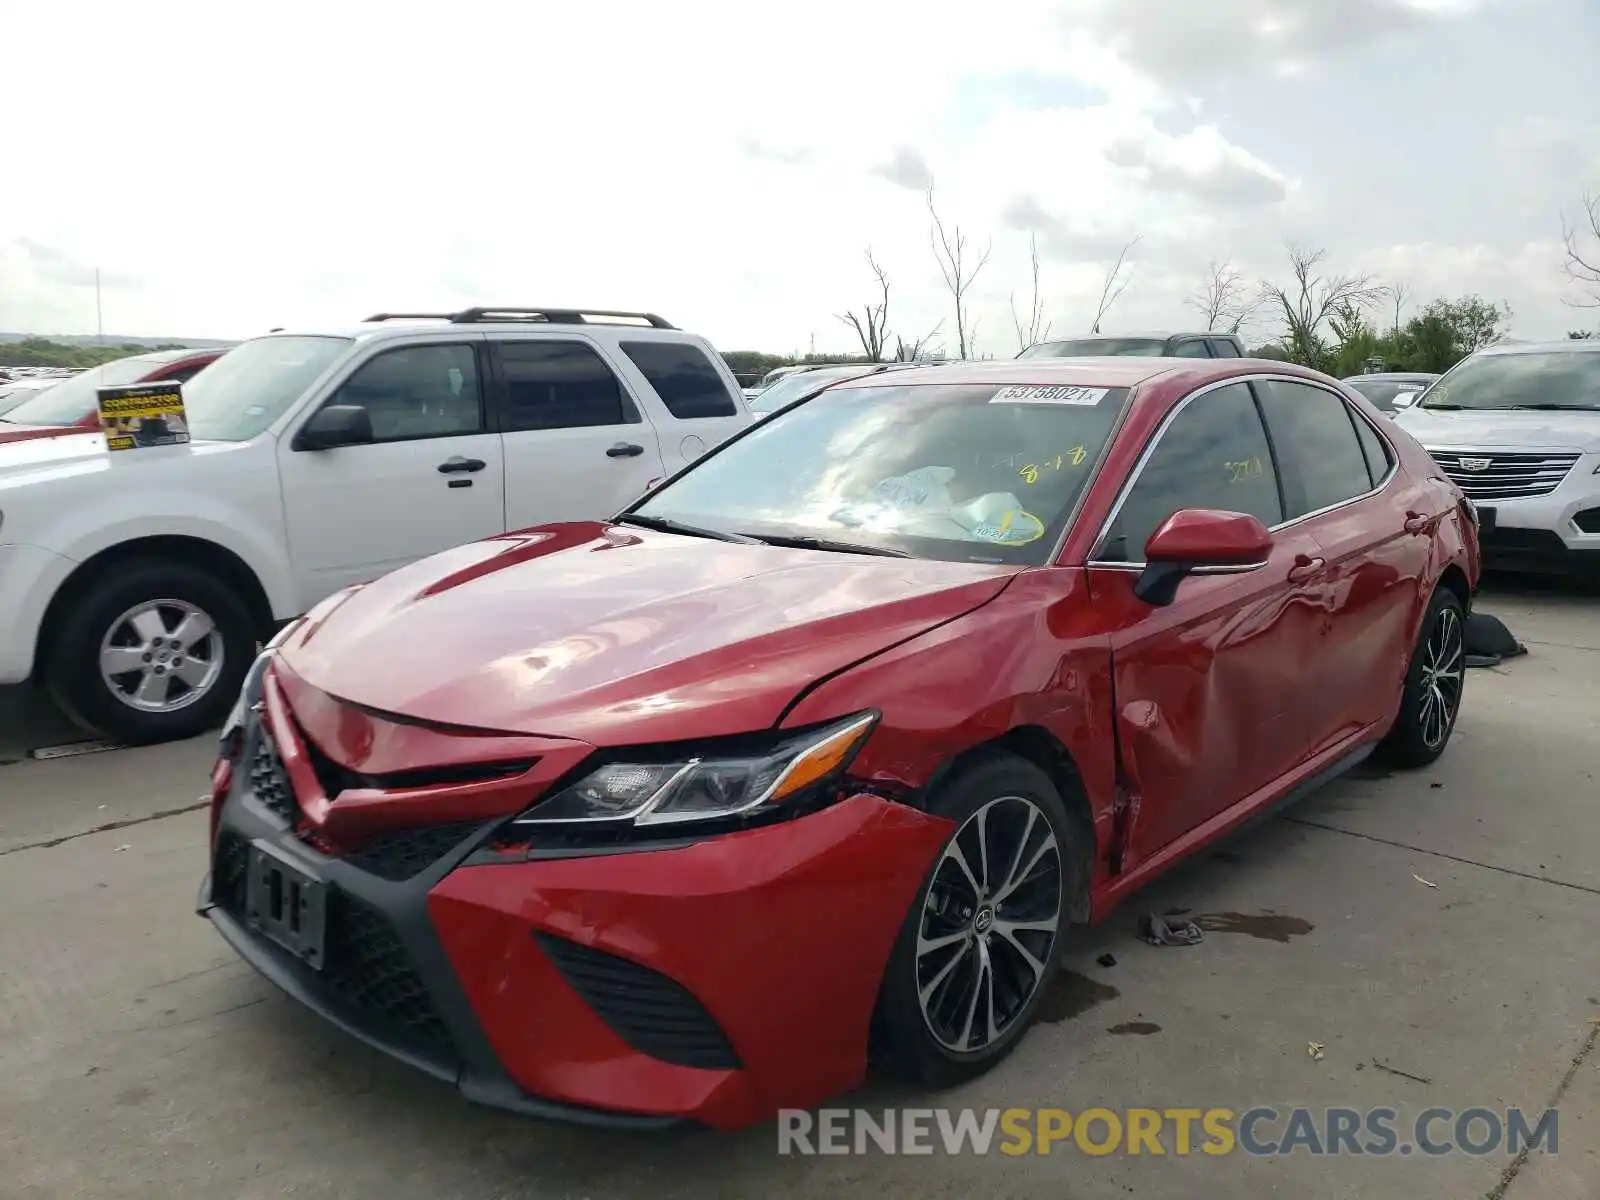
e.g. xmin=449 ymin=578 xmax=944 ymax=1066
xmin=1086 ymin=373 xmax=1400 ymax=570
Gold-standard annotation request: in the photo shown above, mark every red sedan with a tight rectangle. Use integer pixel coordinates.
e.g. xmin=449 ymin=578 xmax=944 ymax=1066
xmin=0 ymin=346 xmax=225 ymax=445
xmin=199 ymin=356 xmax=1479 ymax=1131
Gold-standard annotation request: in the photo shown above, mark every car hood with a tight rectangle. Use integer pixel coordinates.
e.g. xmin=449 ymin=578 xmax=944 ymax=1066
xmin=1393 ymin=406 xmax=1600 ymax=453
xmin=0 ymin=430 xmax=114 ymax=480
xmin=276 ymin=521 xmax=1022 ymax=746
xmin=0 ymin=422 xmax=83 ymax=446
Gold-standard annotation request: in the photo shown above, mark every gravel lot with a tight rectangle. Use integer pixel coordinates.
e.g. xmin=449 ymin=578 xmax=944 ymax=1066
xmin=2 ymin=579 xmax=1596 ymax=1200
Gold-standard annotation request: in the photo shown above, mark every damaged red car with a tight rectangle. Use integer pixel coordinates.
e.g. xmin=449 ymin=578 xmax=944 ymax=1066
xmin=199 ymin=357 xmax=1479 ymax=1131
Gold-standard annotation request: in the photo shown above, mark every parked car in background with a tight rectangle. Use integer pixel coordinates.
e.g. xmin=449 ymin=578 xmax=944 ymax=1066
xmin=0 ymin=376 xmax=63 ymax=418
xmin=1392 ymin=340 xmax=1600 ymax=578
xmin=747 ymin=361 xmax=922 ymax=418
xmin=198 ymin=355 xmax=1476 ymax=1131
xmin=0 ymin=347 xmax=226 ymax=445
xmin=0 ymin=306 xmax=753 ymax=745
xmin=1018 ymin=331 xmax=1247 ymax=360
xmin=1343 ymin=371 xmax=1442 ymax=415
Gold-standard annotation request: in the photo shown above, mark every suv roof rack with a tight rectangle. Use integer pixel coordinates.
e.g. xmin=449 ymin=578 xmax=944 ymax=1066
xmin=363 ymin=307 xmax=675 ymax=329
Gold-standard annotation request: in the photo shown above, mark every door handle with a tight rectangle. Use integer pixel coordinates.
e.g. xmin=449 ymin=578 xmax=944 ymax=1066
xmin=1287 ymin=555 xmax=1326 ymax=583
xmin=437 ymin=456 xmax=486 ymax=474
xmin=1404 ymin=511 xmax=1431 ymax=535
xmin=606 ymin=442 xmax=645 ymax=458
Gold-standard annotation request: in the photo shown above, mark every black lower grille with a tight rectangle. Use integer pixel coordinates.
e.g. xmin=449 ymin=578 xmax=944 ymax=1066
xmin=536 ymin=933 xmax=741 ymax=1070
xmin=1575 ymin=508 xmax=1600 ymax=535
xmin=1482 ymin=526 xmax=1568 ymax=552
xmin=323 ymin=892 xmax=455 ymax=1059
xmin=248 ymin=731 xmax=296 ymax=824
xmin=344 ymin=821 xmax=486 ymax=882
xmin=214 ymin=832 xmax=249 ymax=913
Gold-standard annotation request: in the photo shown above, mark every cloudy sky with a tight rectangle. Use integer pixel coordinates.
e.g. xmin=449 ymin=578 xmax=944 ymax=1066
xmin=4 ymin=0 xmax=1598 ymax=354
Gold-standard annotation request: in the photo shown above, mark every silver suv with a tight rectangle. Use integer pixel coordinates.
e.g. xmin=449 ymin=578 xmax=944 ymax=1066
xmin=1392 ymin=340 xmax=1600 ymax=577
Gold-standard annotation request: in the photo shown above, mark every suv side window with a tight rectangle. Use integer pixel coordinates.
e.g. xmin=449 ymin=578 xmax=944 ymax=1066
xmin=498 ymin=341 xmax=639 ymax=432
xmin=1172 ymin=339 xmax=1212 ymax=359
xmin=1207 ymin=338 xmax=1241 ymax=358
xmin=620 ymin=340 xmax=739 ymax=419
xmin=1097 ymin=382 xmax=1283 ymax=562
xmin=1255 ymin=380 xmax=1375 ymax=516
xmin=331 ymin=344 xmax=483 ymax=442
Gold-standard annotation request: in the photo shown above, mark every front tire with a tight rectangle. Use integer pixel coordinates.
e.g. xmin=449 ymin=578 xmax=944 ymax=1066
xmin=44 ymin=560 xmax=258 ymax=746
xmin=871 ymin=753 xmax=1078 ymax=1088
xmin=1376 ymin=586 xmax=1466 ymax=769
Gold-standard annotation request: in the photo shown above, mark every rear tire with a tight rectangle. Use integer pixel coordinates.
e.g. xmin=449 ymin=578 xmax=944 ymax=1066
xmin=871 ymin=753 xmax=1079 ymax=1088
xmin=1376 ymin=587 xmax=1466 ymax=769
xmin=43 ymin=559 xmax=258 ymax=746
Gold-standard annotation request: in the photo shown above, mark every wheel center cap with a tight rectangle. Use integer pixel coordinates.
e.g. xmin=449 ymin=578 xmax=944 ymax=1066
xmin=973 ymin=906 xmax=995 ymax=935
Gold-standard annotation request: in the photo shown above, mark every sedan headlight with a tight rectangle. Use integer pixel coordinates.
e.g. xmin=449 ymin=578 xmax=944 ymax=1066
xmin=513 ymin=712 xmax=878 ymax=829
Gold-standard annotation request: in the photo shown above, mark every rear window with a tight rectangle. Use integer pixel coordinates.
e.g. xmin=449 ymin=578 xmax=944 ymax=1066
xmin=620 ymin=340 xmax=739 ymax=419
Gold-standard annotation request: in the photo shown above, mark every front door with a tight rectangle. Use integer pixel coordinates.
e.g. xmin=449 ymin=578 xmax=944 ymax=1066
xmin=1085 ymin=381 xmax=1326 ymax=863
xmin=277 ymin=339 xmax=506 ymax=610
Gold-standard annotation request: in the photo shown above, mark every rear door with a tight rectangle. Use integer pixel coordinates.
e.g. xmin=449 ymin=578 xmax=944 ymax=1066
xmin=1252 ymin=378 xmax=1433 ymax=751
xmin=489 ymin=336 xmax=669 ymax=530
xmin=277 ymin=338 xmax=506 ymax=607
xmin=613 ymin=337 xmax=751 ymax=473
xmin=1086 ymin=381 xmax=1327 ymax=861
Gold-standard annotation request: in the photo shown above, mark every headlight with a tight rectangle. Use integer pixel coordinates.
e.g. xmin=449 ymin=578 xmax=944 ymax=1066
xmin=512 ymin=712 xmax=878 ymax=830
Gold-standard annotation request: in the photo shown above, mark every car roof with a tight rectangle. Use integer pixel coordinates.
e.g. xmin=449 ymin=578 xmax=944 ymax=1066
xmin=1476 ymin=339 xmax=1600 ymax=356
xmin=1345 ymin=372 xmax=1438 ymax=381
xmin=1037 ymin=330 xmax=1233 ymax=343
xmin=135 ymin=346 xmax=224 ymax=363
xmin=258 ymin=309 xmax=697 ymax=345
xmin=841 ymin=355 xmax=1298 ymax=391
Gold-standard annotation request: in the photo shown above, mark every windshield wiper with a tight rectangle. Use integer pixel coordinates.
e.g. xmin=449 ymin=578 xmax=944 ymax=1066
xmin=735 ymin=532 xmax=913 ymax=558
xmin=1420 ymin=403 xmax=1464 ymax=410
xmin=1510 ymin=403 xmax=1600 ymax=411
xmin=613 ymin=514 xmax=760 ymax=544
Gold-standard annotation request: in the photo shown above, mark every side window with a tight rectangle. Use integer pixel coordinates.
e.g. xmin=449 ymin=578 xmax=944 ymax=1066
xmin=620 ymin=340 xmax=739 ymax=419
xmin=1207 ymin=338 xmax=1241 ymax=358
xmin=1350 ymin=409 xmax=1395 ymax=486
xmin=1172 ymin=339 xmax=1212 ymax=359
xmin=498 ymin=341 xmax=637 ymax=432
xmin=1097 ymin=383 xmax=1283 ymax=562
xmin=331 ymin=344 xmax=483 ymax=442
xmin=1255 ymin=380 xmax=1376 ymax=516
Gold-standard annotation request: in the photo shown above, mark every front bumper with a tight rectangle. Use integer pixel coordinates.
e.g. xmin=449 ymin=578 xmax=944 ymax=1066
xmin=199 ymin=737 xmax=948 ymax=1131
xmin=1428 ymin=449 xmax=1600 ymax=577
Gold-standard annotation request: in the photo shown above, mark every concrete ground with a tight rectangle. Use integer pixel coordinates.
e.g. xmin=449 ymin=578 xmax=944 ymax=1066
xmin=1 ymin=578 xmax=1595 ymax=1199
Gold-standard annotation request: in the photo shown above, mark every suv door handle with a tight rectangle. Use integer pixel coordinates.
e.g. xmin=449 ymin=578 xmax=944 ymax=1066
xmin=1404 ymin=511 xmax=1431 ymax=535
xmin=607 ymin=442 xmax=645 ymax=458
xmin=437 ymin=456 xmax=486 ymax=474
xmin=1287 ymin=555 xmax=1326 ymax=583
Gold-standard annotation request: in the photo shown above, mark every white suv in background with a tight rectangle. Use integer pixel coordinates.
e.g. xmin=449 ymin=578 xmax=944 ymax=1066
xmin=0 ymin=307 xmax=753 ymax=744
xmin=1392 ymin=339 xmax=1600 ymax=578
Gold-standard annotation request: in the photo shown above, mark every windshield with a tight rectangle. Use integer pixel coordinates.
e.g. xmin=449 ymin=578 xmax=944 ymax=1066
xmin=748 ymin=367 xmax=872 ymax=413
xmin=1020 ymin=338 xmax=1166 ymax=359
xmin=183 ymin=335 xmax=352 ymax=441
xmin=1418 ymin=352 xmax=1600 ymax=411
xmin=631 ymin=381 xmax=1129 ymax=565
xmin=0 ymin=382 xmax=57 ymax=416
xmin=0 ymin=357 xmax=157 ymax=426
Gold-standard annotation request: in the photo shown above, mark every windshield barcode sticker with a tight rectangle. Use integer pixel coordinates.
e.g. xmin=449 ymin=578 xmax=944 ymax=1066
xmin=991 ymin=385 xmax=1109 ymax=406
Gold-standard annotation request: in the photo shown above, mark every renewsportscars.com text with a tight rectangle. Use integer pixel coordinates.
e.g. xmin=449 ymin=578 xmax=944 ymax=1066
xmin=777 ymin=1106 xmax=1559 ymax=1158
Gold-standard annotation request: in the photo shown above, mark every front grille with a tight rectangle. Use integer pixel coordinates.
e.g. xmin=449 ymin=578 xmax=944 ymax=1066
xmin=214 ymin=832 xmax=249 ymax=913
xmin=248 ymin=730 xmax=297 ymax=824
xmin=536 ymin=933 xmax=741 ymax=1071
xmin=1428 ymin=450 xmax=1579 ymax=501
xmin=323 ymin=892 xmax=456 ymax=1060
xmin=344 ymin=820 xmax=486 ymax=882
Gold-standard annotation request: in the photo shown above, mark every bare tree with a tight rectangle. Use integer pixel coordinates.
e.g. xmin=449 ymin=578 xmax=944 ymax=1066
xmin=926 ymin=182 xmax=992 ymax=359
xmin=835 ymin=248 xmax=893 ymax=361
xmin=1562 ymin=189 xmax=1600 ymax=308
xmin=1385 ymin=279 xmax=1412 ymax=334
xmin=1090 ymin=237 xmax=1141 ymax=333
xmin=1185 ymin=259 xmax=1255 ymax=333
xmin=1009 ymin=231 xmax=1053 ymax=353
xmin=1259 ymin=243 xmax=1384 ymax=367
xmin=893 ymin=319 xmax=945 ymax=362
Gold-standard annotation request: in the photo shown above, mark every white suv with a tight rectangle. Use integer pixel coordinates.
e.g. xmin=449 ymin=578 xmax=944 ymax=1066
xmin=0 ymin=307 xmax=753 ymax=744
xmin=1392 ymin=339 xmax=1600 ymax=578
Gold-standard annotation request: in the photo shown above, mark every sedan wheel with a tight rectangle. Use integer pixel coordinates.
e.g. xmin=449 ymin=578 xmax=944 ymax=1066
xmin=1417 ymin=604 xmax=1465 ymax=751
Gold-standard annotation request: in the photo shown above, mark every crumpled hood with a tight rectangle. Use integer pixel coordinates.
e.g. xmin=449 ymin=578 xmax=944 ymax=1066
xmin=1393 ymin=406 xmax=1600 ymax=453
xmin=277 ymin=521 xmax=1021 ymax=746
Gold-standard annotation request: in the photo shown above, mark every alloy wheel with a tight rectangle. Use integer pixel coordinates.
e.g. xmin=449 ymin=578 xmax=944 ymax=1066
xmin=98 ymin=599 xmax=226 ymax=714
xmin=916 ymin=795 xmax=1063 ymax=1053
xmin=1418 ymin=605 xmax=1464 ymax=750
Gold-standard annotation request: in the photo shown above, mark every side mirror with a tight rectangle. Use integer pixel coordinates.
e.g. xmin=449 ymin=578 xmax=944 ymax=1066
xmin=1391 ymin=391 xmax=1420 ymax=410
xmin=296 ymin=404 xmax=374 ymax=451
xmin=1134 ymin=509 xmax=1272 ymax=607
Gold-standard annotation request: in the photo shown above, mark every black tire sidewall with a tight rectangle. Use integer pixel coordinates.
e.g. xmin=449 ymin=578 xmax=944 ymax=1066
xmin=1379 ymin=587 xmax=1466 ymax=768
xmin=872 ymin=753 xmax=1077 ymax=1087
xmin=46 ymin=560 xmax=258 ymax=745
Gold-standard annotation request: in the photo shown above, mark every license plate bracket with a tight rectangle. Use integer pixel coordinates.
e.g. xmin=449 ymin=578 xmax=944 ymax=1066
xmin=245 ymin=840 xmax=328 ymax=971
xmin=1478 ymin=506 xmax=1496 ymax=534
